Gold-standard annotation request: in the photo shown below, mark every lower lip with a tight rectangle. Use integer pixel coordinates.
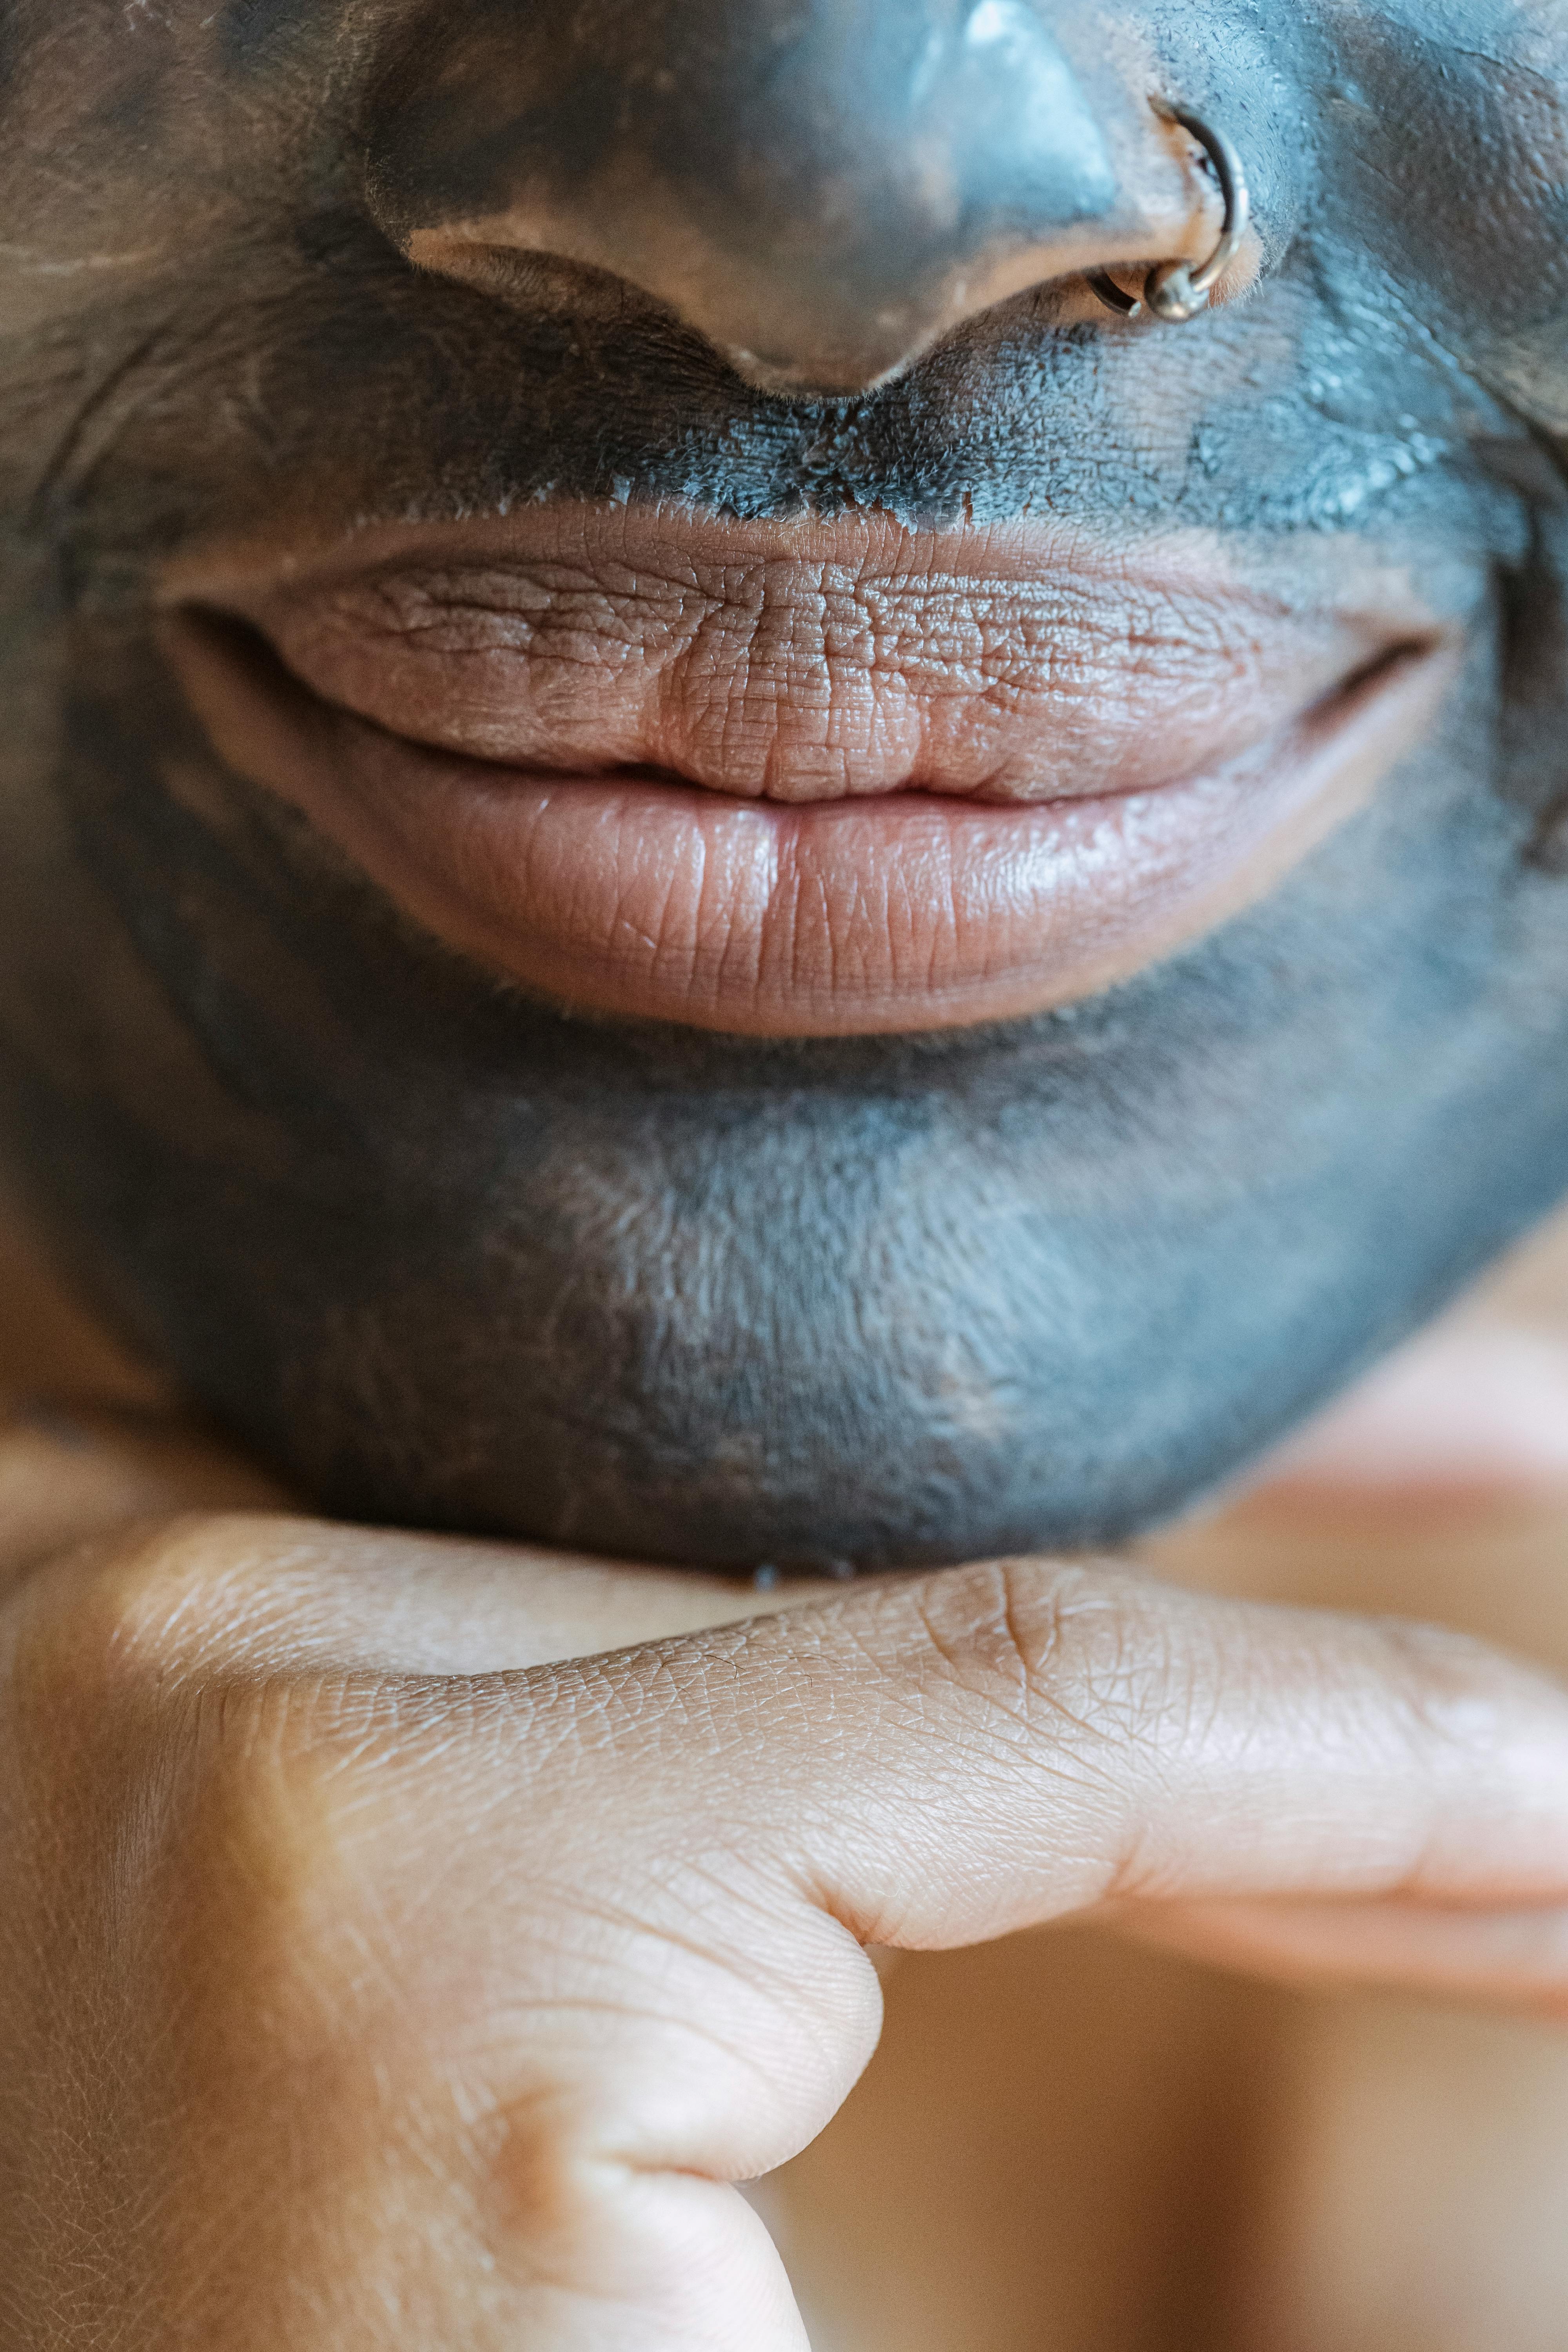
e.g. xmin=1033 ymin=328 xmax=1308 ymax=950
xmin=166 ymin=617 xmax=1455 ymax=1038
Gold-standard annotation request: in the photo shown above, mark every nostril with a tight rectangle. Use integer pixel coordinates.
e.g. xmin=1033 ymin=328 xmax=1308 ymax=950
xmin=364 ymin=2 xmax=1229 ymax=396
xmin=1086 ymin=107 xmax=1253 ymax=326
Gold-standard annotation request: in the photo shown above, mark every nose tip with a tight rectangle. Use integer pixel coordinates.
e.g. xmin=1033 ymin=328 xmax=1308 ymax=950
xmin=367 ymin=0 xmax=1205 ymax=394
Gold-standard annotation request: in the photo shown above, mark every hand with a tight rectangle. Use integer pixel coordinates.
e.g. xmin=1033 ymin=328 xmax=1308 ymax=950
xmin=5 ymin=1413 xmax=1568 ymax=2349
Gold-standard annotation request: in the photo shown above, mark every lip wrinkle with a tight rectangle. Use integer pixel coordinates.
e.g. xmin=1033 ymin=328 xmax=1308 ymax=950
xmin=159 ymin=519 xmax=1460 ymax=1036
xmin=193 ymin=517 xmax=1407 ymax=810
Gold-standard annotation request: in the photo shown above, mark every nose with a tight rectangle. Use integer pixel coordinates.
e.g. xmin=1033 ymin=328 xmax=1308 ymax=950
xmin=365 ymin=0 xmax=1228 ymax=395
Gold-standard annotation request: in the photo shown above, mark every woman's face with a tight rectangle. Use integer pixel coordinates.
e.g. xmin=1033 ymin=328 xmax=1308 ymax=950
xmin=2 ymin=0 xmax=1567 ymax=1568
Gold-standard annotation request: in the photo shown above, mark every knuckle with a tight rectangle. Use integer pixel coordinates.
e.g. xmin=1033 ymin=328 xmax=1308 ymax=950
xmin=8 ymin=1511 xmax=269 ymax=1718
xmin=913 ymin=1556 xmax=1189 ymax=1752
xmin=4 ymin=1520 xmax=389 ymax=2014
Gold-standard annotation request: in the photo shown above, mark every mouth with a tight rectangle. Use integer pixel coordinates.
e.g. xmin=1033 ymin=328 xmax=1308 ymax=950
xmin=162 ymin=506 xmax=1457 ymax=1038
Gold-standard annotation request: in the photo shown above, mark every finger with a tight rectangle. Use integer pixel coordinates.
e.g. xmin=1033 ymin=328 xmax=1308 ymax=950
xmin=64 ymin=1524 xmax=1568 ymax=1954
xmin=26 ymin=1498 xmax=810 ymax=1675
xmin=303 ymin=1553 xmax=1568 ymax=2344
xmin=1114 ymin=1893 xmax=1568 ymax=2013
xmin=35 ymin=1540 xmax=1568 ymax=2349
xmin=529 ymin=1555 xmax=1568 ymax=1955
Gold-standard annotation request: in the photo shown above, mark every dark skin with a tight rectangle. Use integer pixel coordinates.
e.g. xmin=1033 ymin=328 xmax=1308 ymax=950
xmin=9 ymin=8 xmax=1568 ymax=2343
xmin=5 ymin=0 xmax=1568 ymax=1568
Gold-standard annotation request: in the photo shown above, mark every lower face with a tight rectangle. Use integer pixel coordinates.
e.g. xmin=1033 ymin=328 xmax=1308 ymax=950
xmin=4 ymin=8 xmax=1568 ymax=1569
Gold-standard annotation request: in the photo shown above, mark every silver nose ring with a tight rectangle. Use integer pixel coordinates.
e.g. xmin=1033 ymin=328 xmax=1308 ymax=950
xmin=1088 ymin=107 xmax=1251 ymax=324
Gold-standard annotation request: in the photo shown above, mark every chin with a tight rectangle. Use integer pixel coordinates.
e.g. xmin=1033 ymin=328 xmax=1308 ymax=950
xmin=10 ymin=633 xmax=1568 ymax=1572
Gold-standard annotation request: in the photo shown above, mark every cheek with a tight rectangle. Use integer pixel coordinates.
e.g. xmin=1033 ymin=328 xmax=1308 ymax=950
xmin=1314 ymin=6 xmax=1568 ymax=336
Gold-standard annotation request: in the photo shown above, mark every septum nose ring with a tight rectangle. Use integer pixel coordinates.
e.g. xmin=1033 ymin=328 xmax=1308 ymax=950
xmin=1088 ymin=107 xmax=1251 ymax=324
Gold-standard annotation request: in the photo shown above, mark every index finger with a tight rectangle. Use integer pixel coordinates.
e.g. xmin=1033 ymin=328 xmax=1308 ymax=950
xmin=517 ymin=1554 xmax=1568 ymax=1953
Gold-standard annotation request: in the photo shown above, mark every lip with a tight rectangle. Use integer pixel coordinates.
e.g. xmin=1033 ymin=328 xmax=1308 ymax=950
xmin=162 ymin=509 xmax=1457 ymax=1037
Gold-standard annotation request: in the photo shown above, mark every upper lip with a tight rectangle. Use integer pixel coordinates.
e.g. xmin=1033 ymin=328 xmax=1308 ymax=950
xmin=163 ymin=506 xmax=1444 ymax=809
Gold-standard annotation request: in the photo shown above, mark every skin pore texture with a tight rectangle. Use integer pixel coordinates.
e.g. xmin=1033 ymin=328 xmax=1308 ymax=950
xmin=14 ymin=11 xmax=1568 ymax=2350
xmin=4 ymin=1 xmax=1568 ymax=1574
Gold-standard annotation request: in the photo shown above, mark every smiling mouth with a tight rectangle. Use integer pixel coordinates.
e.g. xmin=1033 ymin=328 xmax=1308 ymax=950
xmin=161 ymin=505 xmax=1456 ymax=1038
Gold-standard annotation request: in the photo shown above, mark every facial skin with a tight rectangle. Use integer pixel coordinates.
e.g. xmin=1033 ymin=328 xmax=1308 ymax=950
xmin=2 ymin=0 xmax=1568 ymax=1570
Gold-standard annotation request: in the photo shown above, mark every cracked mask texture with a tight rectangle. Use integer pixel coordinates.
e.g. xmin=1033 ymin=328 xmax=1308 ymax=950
xmin=2 ymin=0 xmax=1568 ymax=1567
